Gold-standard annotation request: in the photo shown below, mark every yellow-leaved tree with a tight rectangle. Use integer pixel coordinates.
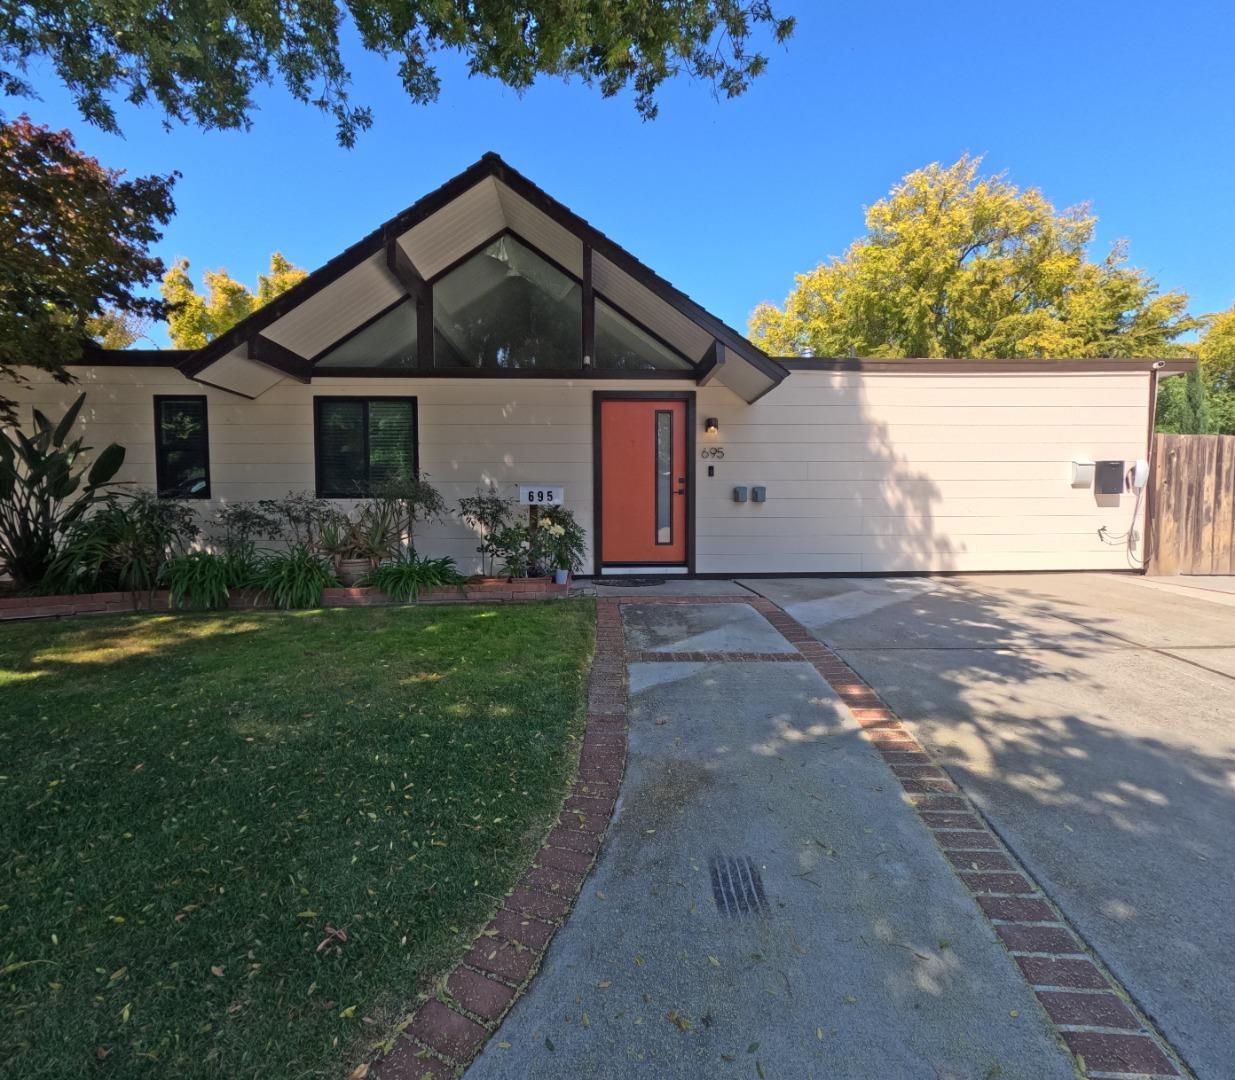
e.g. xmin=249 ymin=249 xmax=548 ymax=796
xmin=161 ymin=252 xmax=308 ymax=349
xmin=750 ymin=155 xmax=1198 ymax=359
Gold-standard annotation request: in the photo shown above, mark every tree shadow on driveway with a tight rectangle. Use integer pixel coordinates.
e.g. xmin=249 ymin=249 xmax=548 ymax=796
xmin=792 ymin=576 xmax=1235 ymax=1079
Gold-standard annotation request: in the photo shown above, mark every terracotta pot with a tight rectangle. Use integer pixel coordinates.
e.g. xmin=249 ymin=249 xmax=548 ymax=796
xmin=336 ymin=558 xmax=370 ymax=586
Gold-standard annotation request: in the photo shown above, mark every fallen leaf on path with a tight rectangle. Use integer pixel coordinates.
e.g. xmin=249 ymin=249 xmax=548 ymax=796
xmin=666 ymin=1010 xmax=692 ymax=1032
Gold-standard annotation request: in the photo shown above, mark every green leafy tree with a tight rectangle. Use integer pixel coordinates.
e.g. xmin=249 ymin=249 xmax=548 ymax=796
xmin=1155 ymin=303 xmax=1235 ymax=435
xmin=0 ymin=3 xmax=795 ymax=146
xmin=751 ymin=155 xmax=1198 ymax=360
xmin=161 ymin=252 xmax=308 ymax=348
xmin=0 ymin=115 xmax=176 ymax=419
xmin=1197 ymin=303 xmax=1235 ymax=392
xmin=257 ymin=253 xmax=310 ymax=304
xmin=87 ymin=307 xmax=150 ymax=348
xmin=1156 ymin=368 xmax=1213 ymax=435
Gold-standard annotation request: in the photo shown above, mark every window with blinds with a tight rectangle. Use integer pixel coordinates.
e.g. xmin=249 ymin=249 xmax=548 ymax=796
xmin=313 ymin=397 xmax=418 ymax=497
xmin=154 ymin=395 xmax=211 ymax=499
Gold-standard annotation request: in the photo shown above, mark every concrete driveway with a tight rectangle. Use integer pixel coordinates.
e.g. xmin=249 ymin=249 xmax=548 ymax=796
xmin=468 ymin=600 xmax=1078 ymax=1080
xmin=744 ymin=573 xmax=1235 ymax=1079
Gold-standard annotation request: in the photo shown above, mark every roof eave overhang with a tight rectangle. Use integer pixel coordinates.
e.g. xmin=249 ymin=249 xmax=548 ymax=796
xmin=776 ymin=357 xmax=1196 ymax=374
xmin=177 ymin=153 xmax=785 ymax=402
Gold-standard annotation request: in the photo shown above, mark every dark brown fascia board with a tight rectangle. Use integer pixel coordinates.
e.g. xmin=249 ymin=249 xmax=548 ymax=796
xmin=73 ymin=345 xmax=191 ymax=367
xmin=177 ymin=154 xmax=502 ymax=377
xmin=777 ymin=357 xmax=1197 ymax=374
xmin=177 ymin=152 xmax=786 ymax=391
xmin=247 ymin=334 xmax=313 ymax=382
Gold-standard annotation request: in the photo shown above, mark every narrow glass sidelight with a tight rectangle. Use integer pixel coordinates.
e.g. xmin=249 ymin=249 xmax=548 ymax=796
xmin=655 ymin=410 xmax=673 ymax=544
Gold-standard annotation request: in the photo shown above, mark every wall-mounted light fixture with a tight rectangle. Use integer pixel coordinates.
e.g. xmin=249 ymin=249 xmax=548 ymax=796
xmin=704 ymin=417 xmax=719 ymax=434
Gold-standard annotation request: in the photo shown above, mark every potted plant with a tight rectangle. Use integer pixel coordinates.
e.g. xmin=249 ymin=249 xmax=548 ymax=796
xmin=316 ymin=502 xmax=399 ymax=585
xmin=532 ymin=507 xmax=585 ymax=584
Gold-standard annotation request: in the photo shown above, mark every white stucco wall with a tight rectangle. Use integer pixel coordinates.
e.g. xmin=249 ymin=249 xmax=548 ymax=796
xmin=3 ymin=364 xmax=1153 ymax=575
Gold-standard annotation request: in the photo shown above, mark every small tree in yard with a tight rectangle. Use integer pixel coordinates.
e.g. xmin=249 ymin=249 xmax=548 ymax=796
xmin=0 ymin=393 xmax=125 ymax=588
xmin=0 ymin=115 xmax=176 ymax=421
xmin=373 ymin=475 xmax=448 ymax=555
xmin=458 ymin=489 xmax=517 ymax=576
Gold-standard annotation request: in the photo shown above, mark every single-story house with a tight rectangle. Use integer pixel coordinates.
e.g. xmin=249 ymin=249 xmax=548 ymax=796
xmin=4 ymin=153 xmax=1191 ymax=577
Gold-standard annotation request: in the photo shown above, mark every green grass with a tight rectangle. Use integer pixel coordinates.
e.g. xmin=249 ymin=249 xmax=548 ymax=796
xmin=0 ymin=600 xmax=595 ymax=1079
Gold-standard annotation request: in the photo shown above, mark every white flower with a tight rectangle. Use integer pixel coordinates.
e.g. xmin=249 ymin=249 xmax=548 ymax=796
xmin=520 ymin=540 xmax=531 ymax=550
xmin=550 ymin=524 xmax=565 ymax=537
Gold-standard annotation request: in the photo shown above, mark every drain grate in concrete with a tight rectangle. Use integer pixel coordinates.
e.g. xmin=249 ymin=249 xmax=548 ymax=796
xmin=708 ymin=855 xmax=769 ymax=918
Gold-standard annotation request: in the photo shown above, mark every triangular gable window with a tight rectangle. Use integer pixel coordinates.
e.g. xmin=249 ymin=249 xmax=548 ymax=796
xmin=433 ymin=234 xmax=582 ymax=370
xmin=316 ymin=299 xmax=419 ymax=369
xmin=594 ymin=297 xmax=693 ymax=372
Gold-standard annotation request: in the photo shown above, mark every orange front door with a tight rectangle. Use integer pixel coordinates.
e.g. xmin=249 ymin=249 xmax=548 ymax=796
xmin=599 ymin=398 xmax=688 ymax=565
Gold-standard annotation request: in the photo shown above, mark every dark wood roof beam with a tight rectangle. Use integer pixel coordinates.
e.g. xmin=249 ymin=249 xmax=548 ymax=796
xmin=247 ymin=335 xmax=313 ymax=383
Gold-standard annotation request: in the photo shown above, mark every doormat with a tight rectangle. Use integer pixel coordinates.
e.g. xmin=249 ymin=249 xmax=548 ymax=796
xmin=597 ymin=576 xmax=670 ymax=587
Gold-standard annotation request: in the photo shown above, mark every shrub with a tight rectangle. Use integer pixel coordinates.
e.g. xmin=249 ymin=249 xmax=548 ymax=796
xmin=531 ymin=506 xmax=586 ymax=573
xmin=373 ymin=475 xmax=448 ymax=555
xmin=161 ymin=549 xmax=256 ymax=610
xmin=491 ymin=523 xmax=548 ymax=579
xmin=255 ymin=492 xmax=345 ymax=548
xmin=44 ymin=491 xmax=198 ymax=595
xmin=317 ymin=500 xmax=401 ymax=567
xmin=250 ymin=544 xmax=338 ymax=609
xmin=458 ymin=489 xmax=517 ymax=576
xmin=0 ymin=392 xmax=125 ymax=588
xmin=211 ymin=502 xmax=283 ymax=557
xmin=365 ymin=554 xmax=464 ymax=602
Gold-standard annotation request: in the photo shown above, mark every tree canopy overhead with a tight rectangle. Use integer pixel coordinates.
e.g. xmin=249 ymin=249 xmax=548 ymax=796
xmin=161 ymin=252 xmax=309 ymax=349
xmin=0 ymin=1 xmax=795 ymax=146
xmin=750 ymin=155 xmax=1198 ymax=360
xmin=0 ymin=115 xmax=176 ymax=420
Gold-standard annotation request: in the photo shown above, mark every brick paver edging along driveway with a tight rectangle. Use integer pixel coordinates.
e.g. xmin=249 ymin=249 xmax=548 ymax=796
xmin=619 ymin=593 xmax=1188 ymax=1080
xmin=364 ymin=600 xmax=629 ymax=1080
xmin=368 ymin=592 xmax=1189 ymax=1080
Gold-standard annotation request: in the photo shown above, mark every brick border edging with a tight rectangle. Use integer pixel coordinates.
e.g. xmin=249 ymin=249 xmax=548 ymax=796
xmin=610 ymin=594 xmax=1189 ymax=1080
xmin=363 ymin=599 xmax=626 ymax=1080
xmin=0 ymin=580 xmax=568 ymax=622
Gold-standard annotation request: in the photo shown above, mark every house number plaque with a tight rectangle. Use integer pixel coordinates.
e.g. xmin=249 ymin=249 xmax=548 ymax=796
xmin=519 ymin=485 xmax=565 ymax=506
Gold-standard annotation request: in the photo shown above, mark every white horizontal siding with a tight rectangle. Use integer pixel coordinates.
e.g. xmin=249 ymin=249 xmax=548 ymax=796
xmin=691 ymin=371 xmax=1150 ymax=573
xmin=2 ymin=365 xmax=1153 ymax=575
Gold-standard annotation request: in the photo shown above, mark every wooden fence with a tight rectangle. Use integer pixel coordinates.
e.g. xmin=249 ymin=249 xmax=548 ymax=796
xmin=1147 ymin=433 xmax=1235 ymax=575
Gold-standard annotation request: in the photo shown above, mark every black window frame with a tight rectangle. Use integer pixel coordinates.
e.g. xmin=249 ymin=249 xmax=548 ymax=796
xmin=153 ymin=394 xmax=211 ymax=500
xmin=313 ymin=395 xmax=419 ymax=498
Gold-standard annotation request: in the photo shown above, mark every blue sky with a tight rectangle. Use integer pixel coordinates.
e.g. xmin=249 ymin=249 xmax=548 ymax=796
xmin=11 ymin=0 xmax=1235 ymax=348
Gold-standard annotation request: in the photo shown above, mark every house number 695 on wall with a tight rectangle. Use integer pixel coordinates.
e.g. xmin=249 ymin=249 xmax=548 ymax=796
xmin=519 ymin=485 xmax=564 ymax=506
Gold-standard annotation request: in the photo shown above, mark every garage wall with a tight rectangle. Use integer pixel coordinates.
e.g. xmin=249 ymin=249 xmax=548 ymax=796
xmin=4 ymin=364 xmax=1153 ymax=575
xmin=692 ymin=370 xmax=1153 ymax=573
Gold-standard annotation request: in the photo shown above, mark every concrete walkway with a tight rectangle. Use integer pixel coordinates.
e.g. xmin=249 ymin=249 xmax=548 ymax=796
xmin=743 ymin=573 xmax=1234 ymax=1078
xmin=466 ymin=601 xmax=1076 ymax=1079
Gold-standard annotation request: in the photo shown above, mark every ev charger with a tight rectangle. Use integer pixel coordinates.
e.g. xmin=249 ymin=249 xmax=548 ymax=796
xmin=1131 ymin=458 xmax=1150 ymax=490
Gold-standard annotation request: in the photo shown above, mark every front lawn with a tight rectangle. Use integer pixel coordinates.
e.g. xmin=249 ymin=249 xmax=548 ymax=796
xmin=0 ymin=600 xmax=595 ymax=1079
